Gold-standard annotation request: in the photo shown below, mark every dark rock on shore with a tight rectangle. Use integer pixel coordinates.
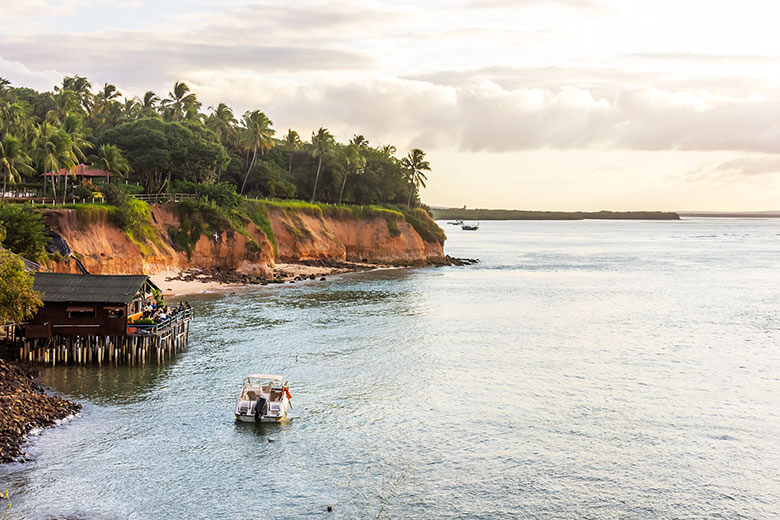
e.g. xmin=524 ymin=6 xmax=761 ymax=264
xmin=431 ymin=255 xmax=480 ymax=267
xmin=0 ymin=358 xmax=81 ymax=463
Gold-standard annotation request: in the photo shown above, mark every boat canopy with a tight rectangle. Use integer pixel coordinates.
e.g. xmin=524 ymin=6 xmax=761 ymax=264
xmin=245 ymin=374 xmax=284 ymax=381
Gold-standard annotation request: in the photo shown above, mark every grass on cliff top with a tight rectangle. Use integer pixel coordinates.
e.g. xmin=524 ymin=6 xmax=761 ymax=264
xmin=256 ymin=199 xmax=445 ymax=244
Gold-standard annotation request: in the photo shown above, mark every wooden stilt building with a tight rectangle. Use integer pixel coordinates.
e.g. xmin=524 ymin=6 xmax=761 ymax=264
xmin=18 ymin=273 xmax=191 ymax=366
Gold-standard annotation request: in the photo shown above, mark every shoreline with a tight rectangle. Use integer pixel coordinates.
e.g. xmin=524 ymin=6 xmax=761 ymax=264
xmin=149 ymin=260 xmax=388 ymax=297
xmin=0 ymin=358 xmax=81 ymax=464
xmin=151 ymin=257 xmax=479 ymax=297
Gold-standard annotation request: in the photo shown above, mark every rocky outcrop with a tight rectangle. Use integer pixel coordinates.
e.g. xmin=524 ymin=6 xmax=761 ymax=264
xmin=40 ymin=203 xmax=444 ymax=275
xmin=0 ymin=358 xmax=81 ymax=463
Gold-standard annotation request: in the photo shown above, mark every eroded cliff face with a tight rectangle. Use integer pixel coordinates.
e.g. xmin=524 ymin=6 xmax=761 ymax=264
xmin=41 ymin=203 xmax=444 ymax=275
xmin=268 ymin=206 xmax=444 ymax=265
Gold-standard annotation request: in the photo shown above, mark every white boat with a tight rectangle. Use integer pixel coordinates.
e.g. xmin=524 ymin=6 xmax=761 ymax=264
xmin=462 ymin=221 xmax=479 ymax=230
xmin=234 ymin=374 xmax=291 ymax=423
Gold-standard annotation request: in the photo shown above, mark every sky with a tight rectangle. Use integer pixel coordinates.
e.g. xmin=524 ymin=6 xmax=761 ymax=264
xmin=1 ymin=0 xmax=779 ymax=211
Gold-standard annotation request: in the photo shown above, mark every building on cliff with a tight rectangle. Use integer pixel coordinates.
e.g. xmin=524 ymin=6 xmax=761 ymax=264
xmin=19 ymin=273 xmax=190 ymax=365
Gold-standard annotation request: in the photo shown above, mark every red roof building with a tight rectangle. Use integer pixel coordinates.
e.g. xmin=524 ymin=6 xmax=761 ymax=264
xmin=42 ymin=164 xmax=113 ymax=178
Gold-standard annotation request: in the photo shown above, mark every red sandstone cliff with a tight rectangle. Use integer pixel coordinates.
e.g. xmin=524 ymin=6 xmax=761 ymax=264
xmin=40 ymin=203 xmax=444 ymax=275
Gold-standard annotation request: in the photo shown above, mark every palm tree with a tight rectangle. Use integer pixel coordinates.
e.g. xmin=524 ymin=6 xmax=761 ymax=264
xmin=0 ymin=134 xmax=34 ymax=204
xmin=206 ymin=103 xmax=238 ymax=181
xmin=141 ymin=91 xmax=160 ymax=117
xmin=239 ymin=110 xmax=275 ymax=195
xmin=60 ymin=113 xmax=90 ymax=203
xmin=88 ymin=144 xmax=130 ymax=185
xmin=0 ymin=102 xmax=30 ymax=139
xmin=47 ymin=89 xmax=82 ymax=123
xmin=339 ymin=135 xmax=368 ymax=204
xmin=162 ymin=81 xmax=200 ymax=122
xmin=32 ymin=122 xmax=78 ymax=200
xmin=56 ymin=75 xmax=93 ymax=112
xmin=283 ymin=129 xmax=302 ymax=177
xmin=400 ymin=148 xmax=430 ymax=207
xmin=379 ymin=144 xmax=397 ymax=158
xmin=310 ymin=127 xmax=334 ymax=202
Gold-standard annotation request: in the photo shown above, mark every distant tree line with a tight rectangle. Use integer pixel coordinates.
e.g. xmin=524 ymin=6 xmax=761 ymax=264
xmin=0 ymin=76 xmax=431 ymax=206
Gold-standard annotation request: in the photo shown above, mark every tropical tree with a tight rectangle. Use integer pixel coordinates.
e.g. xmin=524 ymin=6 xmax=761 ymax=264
xmin=47 ymin=89 xmax=82 ymax=123
xmin=140 ymin=91 xmax=160 ymax=117
xmin=0 ymin=249 xmax=42 ymax=325
xmin=310 ymin=127 xmax=334 ymax=202
xmin=339 ymin=135 xmax=368 ymax=204
xmin=60 ymin=113 xmax=90 ymax=203
xmin=400 ymin=148 xmax=430 ymax=207
xmin=239 ymin=110 xmax=274 ymax=194
xmin=162 ymin=81 xmax=200 ymax=122
xmin=0 ymin=102 xmax=30 ymax=139
xmin=56 ymin=75 xmax=93 ymax=112
xmin=88 ymin=144 xmax=130 ymax=185
xmin=0 ymin=135 xmax=34 ymax=204
xmin=32 ymin=122 xmax=78 ymax=199
xmin=206 ymin=103 xmax=238 ymax=181
xmin=283 ymin=129 xmax=302 ymax=177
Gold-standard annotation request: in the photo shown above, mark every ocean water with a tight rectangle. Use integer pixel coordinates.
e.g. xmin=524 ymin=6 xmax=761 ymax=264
xmin=1 ymin=218 xmax=779 ymax=519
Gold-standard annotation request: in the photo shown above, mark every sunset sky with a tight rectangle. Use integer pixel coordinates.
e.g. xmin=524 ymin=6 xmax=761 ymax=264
xmin=2 ymin=0 xmax=779 ymax=210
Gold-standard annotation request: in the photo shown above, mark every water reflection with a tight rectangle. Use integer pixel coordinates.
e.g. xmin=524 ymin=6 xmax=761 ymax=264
xmin=38 ymin=363 xmax=175 ymax=405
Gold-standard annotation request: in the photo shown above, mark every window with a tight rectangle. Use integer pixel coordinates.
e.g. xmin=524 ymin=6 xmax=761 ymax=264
xmin=104 ymin=307 xmax=125 ymax=319
xmin=66 ymin=306 xmax=95 ymax=318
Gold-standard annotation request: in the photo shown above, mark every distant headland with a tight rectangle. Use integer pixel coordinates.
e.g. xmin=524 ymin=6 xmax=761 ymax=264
xmin=431 ymin=208 xmax=681 ymax=221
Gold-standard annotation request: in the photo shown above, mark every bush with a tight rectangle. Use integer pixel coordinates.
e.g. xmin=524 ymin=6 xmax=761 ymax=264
xmin=396 ymin=206 xmax=446 ymax=245
xmin=171 ymin=198 xmax=234 ymax=258
xmin=0 ymin=205 xmax=49 ymax=261
xmin=102 ymin=183 xmax=131 ymax=207
xmin=0 ymin=249 xmax=42 ymax=324
xmin=73 ymin=183 xmax=94 ymax=199
xmin=173 ymin=180 xmax=241 ymax=209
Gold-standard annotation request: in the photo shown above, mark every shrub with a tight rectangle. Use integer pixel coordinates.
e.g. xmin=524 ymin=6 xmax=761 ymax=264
xmin=0 ymin=205 xmax=49 ymax=261
xmin=173 ymin=180 xmax=241 ymax=209
xmin=0 ymin=249 xmax=42 ymax=325
xmin=396 ymin=206 xmax=446 ymax=244
xmin=241 ymin=200 xmax=277 ymax=257
xmin=171 ymin=198 xmax=233 ymax=258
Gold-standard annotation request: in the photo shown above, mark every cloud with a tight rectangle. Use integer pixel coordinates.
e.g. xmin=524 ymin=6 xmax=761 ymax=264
xmin=715 ymin=157 xmax=780 ymax=176
xmin=0 ymin=31 xmax=373 ymax=87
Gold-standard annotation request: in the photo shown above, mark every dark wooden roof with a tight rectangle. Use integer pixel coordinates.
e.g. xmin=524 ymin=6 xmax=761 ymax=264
xmin=33 ymin=273 xmax=158 ymax=303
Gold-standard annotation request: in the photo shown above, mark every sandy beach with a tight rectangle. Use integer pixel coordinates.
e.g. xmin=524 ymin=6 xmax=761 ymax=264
xmin=149 ymin=261 xmax=380 ymax=297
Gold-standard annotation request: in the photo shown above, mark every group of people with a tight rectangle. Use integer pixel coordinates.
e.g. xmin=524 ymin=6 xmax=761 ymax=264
xmin=142 ymin=301 xmax=190 ymax=323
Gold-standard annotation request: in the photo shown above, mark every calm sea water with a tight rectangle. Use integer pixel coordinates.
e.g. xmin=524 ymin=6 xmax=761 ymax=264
xmin=2 ymin=218 xmax=779 ymax=519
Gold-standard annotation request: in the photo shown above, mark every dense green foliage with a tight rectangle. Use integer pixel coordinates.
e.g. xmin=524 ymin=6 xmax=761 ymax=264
xmin=0 ymin=249 xmax=42 ymax=325
xmin=0 ymin=205 xmax=49 ymax=260
xmin=0 ymin=75 xmax=431 ymax=207
xmin=431 ymin=208 xmax=681 ymax=221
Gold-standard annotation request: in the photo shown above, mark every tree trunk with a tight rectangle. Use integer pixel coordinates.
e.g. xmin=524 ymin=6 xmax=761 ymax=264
xmin=50 ymin=171 xmax=57 ymax=201
xmin=407 ymin=183 xmax=414 ymax=207
xmin=338 ymin=171 xmax=348 ymax=204
xmin=2 ymin=172 xmax=6 ymax=205
xmin=240 ymin=145 xmax=258 ymax=195
xmin=288 ymin=152 xmax=293 ymax=177
xmin=63 ymin=173 xmax=69 ymax=204
xmin=311 ymin=156 xmax=323 ymax=202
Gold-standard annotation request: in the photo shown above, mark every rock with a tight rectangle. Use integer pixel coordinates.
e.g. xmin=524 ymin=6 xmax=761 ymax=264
xmin=320 ymin=277 xmax=326 ymax=281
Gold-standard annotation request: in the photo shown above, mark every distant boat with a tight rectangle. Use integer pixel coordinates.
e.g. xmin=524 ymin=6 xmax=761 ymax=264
xmin=461 ymin=222 xmax=479 ymax=231
xmin=448 ymin=219 xmax=464 ymax=225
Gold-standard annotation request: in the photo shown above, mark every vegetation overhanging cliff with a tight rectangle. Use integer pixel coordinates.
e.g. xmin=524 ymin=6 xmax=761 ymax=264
xmin=36 ymin=197 xmax=446 ymax=275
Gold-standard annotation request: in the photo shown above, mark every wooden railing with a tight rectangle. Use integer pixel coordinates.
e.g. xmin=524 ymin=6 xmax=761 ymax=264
xmin=132 ymin=193 xmax=195 ymax=203
xmin=129 ymin=308 xmax=192 ymax=335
